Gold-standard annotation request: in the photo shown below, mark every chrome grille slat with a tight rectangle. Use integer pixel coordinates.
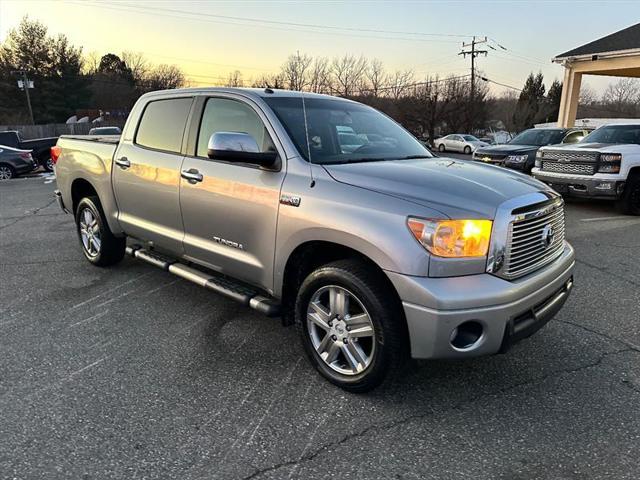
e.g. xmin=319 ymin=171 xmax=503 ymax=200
xmin=511 ymin=225 xmax=565 ymax=251
xmin=513 ymin=210 xmax=564 ymax=232
xmin=502 ymin=199 xmax=566 ymax=279
xmin=541 ymin=161 xmax=595 ymax=175
xmin=542 ymin=151 xmax=597 ymax=162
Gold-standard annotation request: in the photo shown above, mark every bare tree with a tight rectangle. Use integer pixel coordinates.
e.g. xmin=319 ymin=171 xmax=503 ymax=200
xmin=145 ymin=64 xmax=185 ymax=91
xmin=122 ymin=51 xmax=149 ymax=85
xmin=281 ymin=51 xmax=312 ymax=91
xmin=251 ymin=72 xmax=285 ymax=89
xmin=384 ymin=69 xmax=415 ymax=100
xmin=602 ymin=78 xmax=640 ymax=115
xmin=331 ymin=54 xmax=367 ymax=97
xmin=579 ymin=83 xmax=597 ymax=105
xmin=365 ymin=59 xmax=385 ymax=98
xmin=308 ymin=57 xmax=332 ymax=94
xmin=226 ymin=70 xmax=244 ymax=87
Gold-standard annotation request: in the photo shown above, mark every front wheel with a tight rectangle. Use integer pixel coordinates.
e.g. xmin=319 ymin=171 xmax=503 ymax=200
xmin=617 ymin=174 xmax=640 ymax=215
xmin=463 ymin=146 xmax=472 ymax=155
xmin=295 ymin=259 xmax=408 ymax=393
xmin=75 ymin=196 xmax=126 ymax=266
xmin=0 ymin=163 xmax=16 ymax=180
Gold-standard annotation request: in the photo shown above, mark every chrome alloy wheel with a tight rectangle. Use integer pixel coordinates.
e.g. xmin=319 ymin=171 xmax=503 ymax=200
xmin=79 ymin=208 xmax=101 ymax=257
xmin=307 ymin=285 xmax=376 ymax=375
xmin=0 ymin=165 xmax=13 ymax=180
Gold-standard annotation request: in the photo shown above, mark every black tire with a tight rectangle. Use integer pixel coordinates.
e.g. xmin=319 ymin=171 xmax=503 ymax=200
xmin=438 ymin=144 xmax=446 ymax=152
xmin=295 ymin=259 xmax=408 ymax=393
xmin=0 ymin=163 xmax=16 ymax=180
xmin=617 ymin=173 xmax=640 ymax=216
xmin=463 ymin=146 xmax=471 ymax=155
xmin=42 ymin=156 xmax=54 ymax=172
xmin=75 ymin=196 xmax=126 ymax=266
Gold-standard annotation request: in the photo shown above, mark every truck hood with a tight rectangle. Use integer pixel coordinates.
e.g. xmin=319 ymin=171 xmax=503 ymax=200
xmin=324 ymin=157 xmax=550 ymax=219
xmin=474 ymin=144 xmax=538 ymax=155
xmin=540 ymin=142 xmax=632 ymax=152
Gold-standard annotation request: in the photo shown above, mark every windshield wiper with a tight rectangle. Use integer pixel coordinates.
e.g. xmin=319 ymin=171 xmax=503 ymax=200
xmin=397 ymin=155 xmax=433 ymax=159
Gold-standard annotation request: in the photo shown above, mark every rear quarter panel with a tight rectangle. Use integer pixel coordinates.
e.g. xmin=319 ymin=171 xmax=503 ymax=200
xmin=55 ymin=137 xmax=123 ymax=235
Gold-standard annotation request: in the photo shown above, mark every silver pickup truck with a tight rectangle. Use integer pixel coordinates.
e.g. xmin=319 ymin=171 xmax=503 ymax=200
xmin=53 ymin=88 xmax=575 ymax=392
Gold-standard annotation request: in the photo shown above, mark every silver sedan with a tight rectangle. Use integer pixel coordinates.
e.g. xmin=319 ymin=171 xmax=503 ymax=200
xmin=434 ymin=134 xmax=489 ymax=154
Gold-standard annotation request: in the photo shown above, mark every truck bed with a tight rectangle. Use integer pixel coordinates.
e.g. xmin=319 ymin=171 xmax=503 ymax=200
xmin=59 ymin=134 xmax=121 ymax=145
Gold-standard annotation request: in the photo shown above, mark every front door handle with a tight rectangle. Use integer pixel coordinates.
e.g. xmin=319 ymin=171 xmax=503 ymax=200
xmin=181 ymin=168 xmax=203 ymax=183
xmin=115 ymin=157 xmax=130 ymax=169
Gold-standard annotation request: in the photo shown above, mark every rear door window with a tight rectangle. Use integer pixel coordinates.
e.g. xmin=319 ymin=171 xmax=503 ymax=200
xmin=135 ymin=97 xmax=193 ymax=153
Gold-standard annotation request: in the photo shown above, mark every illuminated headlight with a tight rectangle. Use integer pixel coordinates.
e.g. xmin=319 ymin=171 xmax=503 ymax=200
xmin=407 ymin=218 xmax=493 ymax=258
xmin=598 ymin=153 xmax=622 ymax=173
xmin=506 ymin=154 xmax=528 ymax=163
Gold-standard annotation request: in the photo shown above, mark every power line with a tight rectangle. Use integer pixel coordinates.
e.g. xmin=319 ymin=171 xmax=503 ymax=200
xmin=87 ymin=1 xmax=475 ymax=39
xmin=479 ymin=76 xmax=522 ymax=92
xmin=64 ymin=1 xmax=465 ymax=44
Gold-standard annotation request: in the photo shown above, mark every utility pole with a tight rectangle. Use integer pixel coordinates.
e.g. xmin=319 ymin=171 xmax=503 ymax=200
xmin=459 ymin=37 xmax=488 ymax=130
xmin=12 ymin=70 xmax=35 ymax=125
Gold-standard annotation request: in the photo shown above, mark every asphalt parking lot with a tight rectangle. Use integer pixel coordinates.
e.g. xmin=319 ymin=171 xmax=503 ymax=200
xmin=1 ymin=175 xmax=639 ymax=480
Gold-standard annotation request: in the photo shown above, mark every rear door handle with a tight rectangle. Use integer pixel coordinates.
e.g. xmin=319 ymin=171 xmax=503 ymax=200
xmin=115 ymin=157 xmax=130 ymax=169
xmin=181 ymin=168 xmax=203 ymax=183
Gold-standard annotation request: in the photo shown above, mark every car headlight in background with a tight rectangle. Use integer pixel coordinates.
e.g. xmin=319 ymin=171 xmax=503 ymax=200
xmin=407 ymin=218 xmax=493 ymax=258
xmin=598 ymin=153 xmax=622 ymax=173
xmin=506 ymin=154 xmax=528 ymax=163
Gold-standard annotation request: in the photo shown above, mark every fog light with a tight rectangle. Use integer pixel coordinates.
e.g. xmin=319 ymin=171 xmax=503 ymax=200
xmin=450 ymin=321 xmax=484 ymax=350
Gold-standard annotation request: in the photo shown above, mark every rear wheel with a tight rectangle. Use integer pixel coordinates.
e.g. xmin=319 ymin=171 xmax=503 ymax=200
xmin=43 ymin=156 xmax=54 ymax=172
xmin=75 ymin=196 xmax=125 ymax=266
xmin=295 ymin=259 xmax=408 ymax=393
xmin=438 ymin=144 xmax=445 ymax=152
xmin=617 ymin=173 xmax=640 ymax=216
xmin=0 ymin=164 xmax=15 ymax=180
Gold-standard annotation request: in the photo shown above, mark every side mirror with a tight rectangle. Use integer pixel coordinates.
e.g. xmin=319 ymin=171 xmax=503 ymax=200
xmin=207 ymin=132 xmax=277 ymax=168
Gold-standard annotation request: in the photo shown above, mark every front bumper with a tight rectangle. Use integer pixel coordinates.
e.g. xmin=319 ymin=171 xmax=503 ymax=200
xmin=386 ymin=242 xmax=575 ymax=359
xmin=532 ymin=168 xmax=624 ymax=199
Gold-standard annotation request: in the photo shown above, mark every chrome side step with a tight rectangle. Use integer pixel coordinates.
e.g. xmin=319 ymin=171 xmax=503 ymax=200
xmin=125 ymin=245 xmax=281 ymax=317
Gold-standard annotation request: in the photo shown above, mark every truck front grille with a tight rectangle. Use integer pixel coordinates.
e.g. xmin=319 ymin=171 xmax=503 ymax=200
xmin=541 ymin=161 xmax=596 ymax=175
xmin=539 ymin=150 xmax=597 ymax=176
xmin=503 ymin=199 xmax=565 ymax=279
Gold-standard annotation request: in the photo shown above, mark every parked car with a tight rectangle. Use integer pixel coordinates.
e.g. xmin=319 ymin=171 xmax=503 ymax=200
xmin=433 ymin=134 xmax=489 ymax=154
xmin=0 ymin=145 xmax=37 ymax=180
xmin=88 ymin=126 xmax=122 ymax=135
xmin=0 ymin=130 xmax=58 ymax=172
xmin=472 ymin=127 xmax=593 ymax=173
xmin=53 ymin=88 xmax=574 ymax=392
xmin=533 ymin=123 xmax=640 ymax=215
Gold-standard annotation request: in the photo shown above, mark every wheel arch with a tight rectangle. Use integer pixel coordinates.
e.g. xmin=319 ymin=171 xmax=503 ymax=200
xmin=278 ymin=240 xmax=405 ymax=327
xmin=71 ymin=178 xmax=100 ymax=214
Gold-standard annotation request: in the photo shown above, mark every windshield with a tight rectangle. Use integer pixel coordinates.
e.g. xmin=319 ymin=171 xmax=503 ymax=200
xmin=582 ymin=125 xmax=640 ymax=145
xmin=263 ymin=96 xmax=432 ymax=164
xmin=462 ymin=135 xmax=479 ymax=142
xmin=509 ymin=129 xmax=565 ymax=146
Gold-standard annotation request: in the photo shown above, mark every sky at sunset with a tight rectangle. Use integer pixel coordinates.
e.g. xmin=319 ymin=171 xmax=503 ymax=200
xmin=0 ymin=0 xmax=637 ymax=95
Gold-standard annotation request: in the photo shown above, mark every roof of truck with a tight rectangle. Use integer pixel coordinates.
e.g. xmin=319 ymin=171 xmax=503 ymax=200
xmin=141 ymin=87 xmax=355 ymax=102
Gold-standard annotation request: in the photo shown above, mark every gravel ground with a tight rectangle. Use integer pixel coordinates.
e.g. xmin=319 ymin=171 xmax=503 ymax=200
xmin=1 ymin=175 xmax=639 ymax=480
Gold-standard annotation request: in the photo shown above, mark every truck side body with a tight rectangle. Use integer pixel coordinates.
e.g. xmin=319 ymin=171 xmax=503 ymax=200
xmin=54 ymin=87 xmax=576 ymax=391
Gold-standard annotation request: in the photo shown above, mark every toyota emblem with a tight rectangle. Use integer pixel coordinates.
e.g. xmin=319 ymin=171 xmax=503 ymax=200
xmin=541 ymin=224 xmax=555 ymax=248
